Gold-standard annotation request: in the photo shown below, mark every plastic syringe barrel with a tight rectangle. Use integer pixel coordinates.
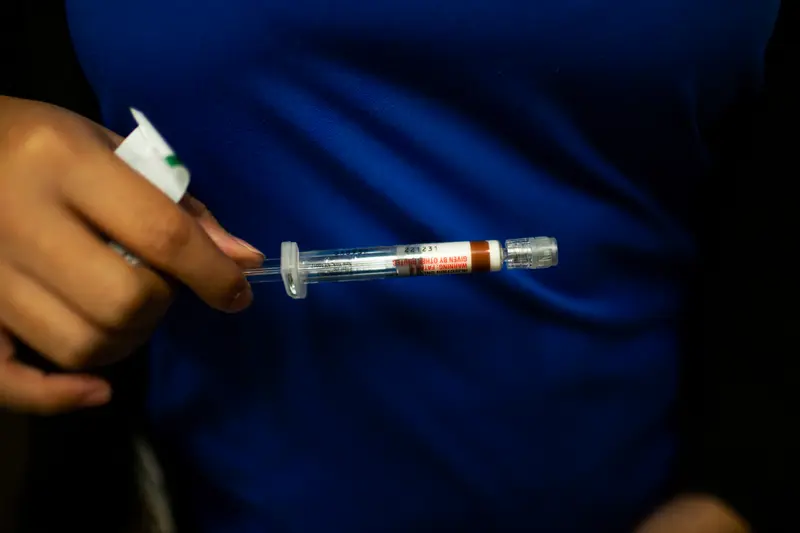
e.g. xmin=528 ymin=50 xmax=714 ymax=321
xmin=244 ymin=237 xmax=558 ymax=299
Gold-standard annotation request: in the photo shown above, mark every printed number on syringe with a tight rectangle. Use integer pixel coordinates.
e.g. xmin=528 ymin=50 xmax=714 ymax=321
xmin=402 ymin=245 xmax=439 ymax=254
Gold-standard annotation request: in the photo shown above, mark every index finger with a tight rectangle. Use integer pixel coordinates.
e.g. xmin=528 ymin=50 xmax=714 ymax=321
xmin=60 ymin=147 xmax=252 ymax=313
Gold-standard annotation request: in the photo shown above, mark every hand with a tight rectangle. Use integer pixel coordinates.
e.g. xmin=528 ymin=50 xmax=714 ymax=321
xmin=0 ymin=96 xmax=263 ymax=415
xmin=635 ymin=494 xmax=750 ymax=533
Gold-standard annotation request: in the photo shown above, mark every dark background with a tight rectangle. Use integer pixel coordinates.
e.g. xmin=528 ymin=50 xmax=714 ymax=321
xmin=1 ymin=1 xmax=796 ymax=532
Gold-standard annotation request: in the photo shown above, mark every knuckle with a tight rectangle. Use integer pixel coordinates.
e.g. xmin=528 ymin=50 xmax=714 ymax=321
xmin=144 ymin=209 xmax=194 ymax=260
xmin=98 ymin=273 xmax=151 ymax=330
xmin=57 ymin=329 xmax=107 ymax=370
xmin=5 ymin=122 xmax=71 ymax=162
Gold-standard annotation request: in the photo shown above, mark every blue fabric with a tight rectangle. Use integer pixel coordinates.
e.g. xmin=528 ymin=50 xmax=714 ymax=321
xmin=67 ymin=2 xmax=779 ymax=531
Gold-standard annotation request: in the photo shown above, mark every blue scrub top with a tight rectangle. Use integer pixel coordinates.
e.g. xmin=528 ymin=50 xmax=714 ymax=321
xmin=67 ymin=1 xmax=779 ymax=531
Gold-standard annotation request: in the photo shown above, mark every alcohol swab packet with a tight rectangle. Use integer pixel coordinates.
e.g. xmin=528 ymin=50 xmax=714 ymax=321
xmin=111 ymin=108 xmax=191 ymax=265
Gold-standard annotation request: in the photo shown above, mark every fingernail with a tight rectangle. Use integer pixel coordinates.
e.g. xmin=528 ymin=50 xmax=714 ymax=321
xmin=227 ymin=283 xmax=253 ymax=313
xmin=205 ymin=227 xmax=263 ymax=259
xmin=81 ymin=385 xmax=112 ymax=406
xmin=233 ymin=237 xmax=263 ymax=257
xmin=204 ymin=226 xmax=232 ymax=248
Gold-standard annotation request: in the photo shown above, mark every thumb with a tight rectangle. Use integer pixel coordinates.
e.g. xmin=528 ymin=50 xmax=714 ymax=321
xmin=180 ymin=195 xmax=264 ymax=269
xmin=0 ymin=329 xmax=112 ymax=416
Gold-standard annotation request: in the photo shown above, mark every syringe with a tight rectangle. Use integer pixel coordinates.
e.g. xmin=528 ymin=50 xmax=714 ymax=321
xmin=244 ymin=237 xmax=557 ymax=299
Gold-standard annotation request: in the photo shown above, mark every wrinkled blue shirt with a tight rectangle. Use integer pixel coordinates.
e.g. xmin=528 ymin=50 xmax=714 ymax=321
xmin=67 ymin=1 xmax=779 ymax=531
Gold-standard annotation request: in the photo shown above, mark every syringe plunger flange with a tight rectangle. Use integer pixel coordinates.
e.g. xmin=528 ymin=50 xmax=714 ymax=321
xmin=504 ymin=237 xmax=558 ymax=269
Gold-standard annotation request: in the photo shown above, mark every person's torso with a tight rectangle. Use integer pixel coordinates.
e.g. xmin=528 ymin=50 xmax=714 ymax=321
xmin=67 ymin=2 xmax=779 ymax=531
